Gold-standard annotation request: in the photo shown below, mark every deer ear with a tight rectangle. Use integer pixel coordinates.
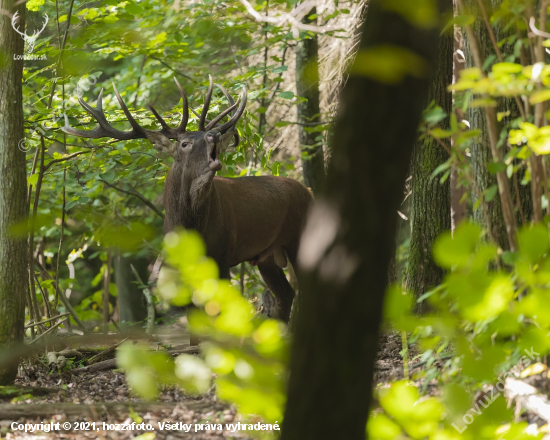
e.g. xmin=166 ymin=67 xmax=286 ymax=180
xmin=145 ymin=132 xmax=176 ymax=155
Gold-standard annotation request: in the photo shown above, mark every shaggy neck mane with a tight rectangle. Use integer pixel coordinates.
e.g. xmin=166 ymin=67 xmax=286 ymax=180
xmin=165 ymin=162 xmax=215 ymax=232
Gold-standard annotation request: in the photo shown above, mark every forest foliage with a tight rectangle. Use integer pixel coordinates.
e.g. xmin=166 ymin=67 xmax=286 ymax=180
xmin=8 ymin=0 xmax=550 ymax=438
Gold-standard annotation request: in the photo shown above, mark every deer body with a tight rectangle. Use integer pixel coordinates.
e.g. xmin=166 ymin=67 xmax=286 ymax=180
xmin=63 ymin=76 xmax=311 ymax=321
xmin=164 ymin=170 xmax=313 ymax=270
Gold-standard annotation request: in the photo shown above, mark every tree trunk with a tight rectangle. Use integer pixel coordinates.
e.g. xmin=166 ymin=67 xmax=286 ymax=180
xmin=115 ymin=254 xmax=150 ymax=329
xmin=281 ymin=1 xmax=443 ymax=439
xmin=463 ymin=0 xmax=509 ymax=248
xmin=406 ymin=12 xmax=453 ymax=312
xmin=296 ymin=9 xmax=325 ymax=193
xmin=0 ymin=0 xmax=28 ymax=385
xmin=451 ymin=12 xmax=467 ymax=232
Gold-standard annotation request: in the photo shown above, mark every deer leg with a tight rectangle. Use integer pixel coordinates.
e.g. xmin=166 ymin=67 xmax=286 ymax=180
xmin=218 ymin=264 xmax=230 ymax=279
xmin=257 ymin=256 xmax=295 ymax=322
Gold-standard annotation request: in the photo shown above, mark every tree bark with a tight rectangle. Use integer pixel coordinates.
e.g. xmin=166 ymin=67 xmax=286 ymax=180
xmin=406 ymin=18 xmax=453 ymax=312
xmin=296 ymin=9 xmax=325 ymax=193
xmin=0 ymin=0 xmax=28 ymax=385
xmin=281 ymin=1 xmax=443 ymax=439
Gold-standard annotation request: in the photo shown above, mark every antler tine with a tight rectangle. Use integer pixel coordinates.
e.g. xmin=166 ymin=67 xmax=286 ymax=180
xmin=145 ymin=97 xmax=172 ymax=131
xmin=112 ymin=82 xmax=148 ymax=136
xmin=212 ymin=86 xmax=247 ymax=134
xmin=173 ymin=77 xmax=189 ymax=133
xmin=199 ymin=74 xmax=213 ymax=132
xmin=189 ymin=83 xmax=236 ymax=129
xmin=213 ymin=83 xmax=236 ymax=115
xmin=62 ymin=88 xmax=147 ymax=140
xmin=205 ymin=99 xmax=239 ymax=131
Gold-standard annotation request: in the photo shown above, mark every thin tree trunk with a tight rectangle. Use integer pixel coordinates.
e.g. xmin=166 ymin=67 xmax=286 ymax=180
xmin=115 ymin=254 xmax=149 ymax=329
xmin=451 ymin=12 xmax=466 ymax=232
xmin=0 ymin=0 xmax=28 ymax=385
xmin=296 ymin=9 xmax=325 ymax=193
xmin=281 ymin=1 xmax=443 ymax=438
xmin=463 ymin=0 xmax=512 ymax=249
xmin=406 ymin=15 xmax=453 ymax=312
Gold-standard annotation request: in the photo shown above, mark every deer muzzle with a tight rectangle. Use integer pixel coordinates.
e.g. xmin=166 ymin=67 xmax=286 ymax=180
xmin=206 ymin=132 xmax=222 ymax=172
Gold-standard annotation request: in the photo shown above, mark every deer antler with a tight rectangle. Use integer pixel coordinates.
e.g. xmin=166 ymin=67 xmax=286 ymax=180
xmin=63 ymin=78 xmax=190 ymax=140
xmin=190 ymin=82 xmax=245 ymax=132
xmin=11 ymin=11 xmax=26 ymax=38
xmin=63 ymin=77 xmax=246 ymax=141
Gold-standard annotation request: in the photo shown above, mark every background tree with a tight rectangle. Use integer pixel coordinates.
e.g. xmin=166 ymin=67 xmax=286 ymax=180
xmin=463 ymin=0 xmax=509 ymax=246
xmin=0 ymin=0 xmax=28 ymax=385
xmin=281 ymin=0 xmax=443 ymax=438
xmin=296 ymin=9 xmax=325 ymax=193
xmin=406 ymin=3 xmax=453 ymax=312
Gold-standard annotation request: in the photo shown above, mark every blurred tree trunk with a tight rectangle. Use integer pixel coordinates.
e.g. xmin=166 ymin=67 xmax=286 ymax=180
xmin=451 ymin=13 xmax=466 ymax=232
xmin=0 ymin=0 xmax=27 ymax=385
xmin=281 ymin=1 xmax=443 ymax=439
xmin=463 ymin=0 xmax=509 ymax=248
xmin=296 ymin=9 xmax=325 ymax=193
xmin=406 ymin=15 xmax=453 ymax=312
xmin=115 ymin=254 xmax=150 ymax=329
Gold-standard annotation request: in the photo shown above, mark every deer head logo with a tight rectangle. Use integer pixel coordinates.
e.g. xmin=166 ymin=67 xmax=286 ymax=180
xmin=11 ymin=11 xmax=48 ymax=54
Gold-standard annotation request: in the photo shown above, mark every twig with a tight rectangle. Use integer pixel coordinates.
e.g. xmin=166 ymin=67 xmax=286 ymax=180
xmin=29 ymin=319 xmax=68 ymax=345
xmin=33 ymin=258 xmax=87 ymax=333
xmin=26 ymin=147 xmax=40 ymax=207
xmin=457 ymin=0 xmax=518 ymax=250
xmin=54 ymin=169 xmax=66 ymax=311
xmin=513 ymin=171 xmax=526 ymax=225
xmin=48 ymin=0 xmax=76 ymax=107
xmin=25 ymin=313 xmax=70 ymax=329
xmin=43 ymin=150 xmax=90 ymax=173
xmin=529 ymin=15 xmax=550 ymax=39
xmin=99 ymin=179 xmax=164 ymax=219
xmin=28 ymin=139 xmax=46 ymax=324
xmin=427 ymin=131 xmax=452 ymax=155
xmin=88 ymin=337 xmax=129 ymax=364
xmin=239 ymin=0 xmax=342 ymax=33
xmin=149 ymin=56 xmax=195 ymax=82
xmin=410 ymin=354 xmax=454 ymax=370
xmin=34 ymin=272 xmax=51 ymax=321
xmin=103 ymin=250 xmax=112 ymax=333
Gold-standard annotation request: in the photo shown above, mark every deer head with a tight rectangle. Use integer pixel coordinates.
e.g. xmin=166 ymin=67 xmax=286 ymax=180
xmin=12 ymin=11 xmax=48 ymax=53
xmin=62 ymin=76 xmax=247 ymax=178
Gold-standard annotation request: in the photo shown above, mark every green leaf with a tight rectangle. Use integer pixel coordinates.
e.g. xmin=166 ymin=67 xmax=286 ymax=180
xmin=530 ymin=89 xmax=550 ymax=105
xmin=492 ymin=62 xmax=523 ymax=74
xmin=278 ymin=91 xmax=294 ymax=100
xmin=65 ymin=200 xmax=79 ymax=211
xmin=27 ymin=0 xmax=45 ymax=11
xmin=433 ymin=223 xmax=482 ymax=269
xmin=28 ymin=174 xmax=39 ymax=186
xmin=485 ymin=184 xmax=498 ymax=202
xmin=431 ymin=161 xmax=450 ymax=178
xmin=488 ymin=162 xmax=506 ymax=174
xmin=518 ymin=225 xmax=550 ymax=263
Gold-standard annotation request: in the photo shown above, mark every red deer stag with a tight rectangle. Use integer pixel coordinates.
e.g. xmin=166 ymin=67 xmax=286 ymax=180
xmin=63 ymin=76 xmax=313 ymax=322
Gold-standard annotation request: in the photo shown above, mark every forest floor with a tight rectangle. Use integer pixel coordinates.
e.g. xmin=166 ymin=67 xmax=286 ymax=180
xmin=0 ymin=329 xmax=412 ymax=440
xmin=4 ymin=327 xmax=545 ymax=439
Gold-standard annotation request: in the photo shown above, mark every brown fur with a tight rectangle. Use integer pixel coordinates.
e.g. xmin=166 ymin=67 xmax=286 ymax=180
xmin=161 ymin=138 xmax=314 ymax=321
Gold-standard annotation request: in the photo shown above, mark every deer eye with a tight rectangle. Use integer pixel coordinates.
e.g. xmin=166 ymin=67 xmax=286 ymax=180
xmin=181 ymin=141 xmax=190 ymax=148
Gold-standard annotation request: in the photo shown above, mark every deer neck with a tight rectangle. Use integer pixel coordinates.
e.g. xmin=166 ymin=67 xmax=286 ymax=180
xmin=164 ymin=163 xmax=217 ymax=232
